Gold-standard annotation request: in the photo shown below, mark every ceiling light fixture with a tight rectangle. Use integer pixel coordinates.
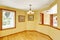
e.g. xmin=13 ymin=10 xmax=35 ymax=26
xmin=27 ymin=4 xmax=34 ymax=14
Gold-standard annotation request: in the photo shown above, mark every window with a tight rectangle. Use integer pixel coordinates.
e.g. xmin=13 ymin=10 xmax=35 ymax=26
xmin=0 ymin=9 xmax=16 ymax=30
xmin=40 ymin=4 xmax=57 ymax=27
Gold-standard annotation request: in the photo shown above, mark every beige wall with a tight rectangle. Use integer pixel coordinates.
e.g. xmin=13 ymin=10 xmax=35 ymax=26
xmin=0 ymin=6 xmax=27 ymax=37
xmin=26 ymin=13 xmax=37 ymax=30
xmin=58 ymin=0 xmax=60 ymax=28
xmin=0 ymin=6 xmax=37 ymax=37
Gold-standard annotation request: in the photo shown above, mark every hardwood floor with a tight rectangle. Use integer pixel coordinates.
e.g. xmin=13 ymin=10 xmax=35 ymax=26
xmin=2 ymin=30 xmax=52 ymax=40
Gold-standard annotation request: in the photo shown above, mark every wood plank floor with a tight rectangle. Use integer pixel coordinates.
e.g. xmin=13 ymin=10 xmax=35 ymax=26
xmin=2 ymin=30 xmax=52 ymax=40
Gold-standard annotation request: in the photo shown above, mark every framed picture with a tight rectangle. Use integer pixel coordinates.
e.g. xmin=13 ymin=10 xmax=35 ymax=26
xmin=18 ymin=15 xmax=25 ymax=22
xmin=28 ymin=15 xmax=34 ymax=21
xmin=2 ymin=9 xmax=16 ymax=29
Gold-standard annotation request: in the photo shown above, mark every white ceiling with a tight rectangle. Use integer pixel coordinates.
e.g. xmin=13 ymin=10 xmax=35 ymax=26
xmin=0 ymin=0 xmax=55 ymax=10
xmin=42 ymin=4 xmax=57 ymax=14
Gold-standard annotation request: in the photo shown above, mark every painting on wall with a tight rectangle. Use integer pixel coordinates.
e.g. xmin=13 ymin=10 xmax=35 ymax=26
xmin=2 ymin=10 xmax=16 ymax=29
xmin=18 ymin=15 xmax=25 ymax=22
xmin=28 ymin=15 xmax=34 ymax=21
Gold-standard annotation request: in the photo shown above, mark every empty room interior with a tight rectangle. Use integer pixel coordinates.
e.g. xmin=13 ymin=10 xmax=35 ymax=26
xmin=0 ymin=0 xmax=60 ymax=40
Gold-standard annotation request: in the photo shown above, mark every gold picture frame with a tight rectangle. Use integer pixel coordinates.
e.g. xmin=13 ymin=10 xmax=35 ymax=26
xmin=28 ymin=15 xmax=34 ymax=21
xmin=18 ymin=15 xmax=25 ymax=22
